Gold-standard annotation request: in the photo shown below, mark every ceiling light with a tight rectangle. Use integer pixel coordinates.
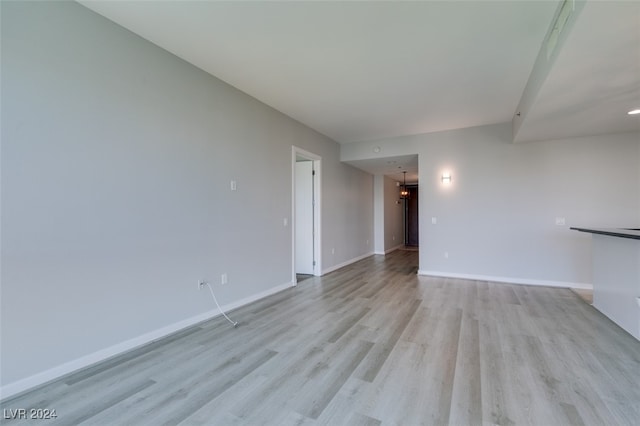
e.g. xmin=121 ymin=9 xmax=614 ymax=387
xmin=628 ymin=109 xmax=640 ymax=115
xmin=400 ymin=171 xmax=409 ymax=199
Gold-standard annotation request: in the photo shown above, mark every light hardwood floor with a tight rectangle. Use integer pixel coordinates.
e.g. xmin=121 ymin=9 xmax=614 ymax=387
xmin=2 ymin=251 xmax=639 ymax=425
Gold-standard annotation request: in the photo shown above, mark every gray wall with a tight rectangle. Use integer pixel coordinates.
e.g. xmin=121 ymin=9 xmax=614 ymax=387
xmin=383 ymin=176 xmax=404 ymax=252
xmin=1 ymin=1 xmax=373 ymax=390
xmin=342 ymin=124 xmax=640 ymax=286
xmin=372 ymin=175 xmax=404 ymax=254
xmin=373 ymin=175 xmax=385 ymax=254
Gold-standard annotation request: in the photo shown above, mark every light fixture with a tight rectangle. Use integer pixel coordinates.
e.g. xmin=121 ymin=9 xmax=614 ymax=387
xmin=400 ymin=171 xmax=409 ymax=199
xmin=441 ymin=173 xmax=452 ymax=184
xmin=628 ymin=109 xmax=640 ymax=115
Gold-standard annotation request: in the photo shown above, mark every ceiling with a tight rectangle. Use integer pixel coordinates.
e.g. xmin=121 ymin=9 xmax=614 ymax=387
xmin=515 ymin=0 xmax=640 ymax=142
xmin=347 ymin=155 xmax=419 ymax=184
xmin=78 ymin=0 xmax=558 ymax=143
xmin=78 ymin=0 xmax=639 ymax=181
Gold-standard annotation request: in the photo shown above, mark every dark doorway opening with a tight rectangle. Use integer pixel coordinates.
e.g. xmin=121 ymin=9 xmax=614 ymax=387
xmin=404 ymin=185 xmax=419 ymax=247
xmin=296 ymin=274 xmax=314 ymax=283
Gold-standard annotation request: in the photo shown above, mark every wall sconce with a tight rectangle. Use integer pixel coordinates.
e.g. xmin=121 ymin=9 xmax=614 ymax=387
xmin=441 ymin=173 xmax=452 ymax=184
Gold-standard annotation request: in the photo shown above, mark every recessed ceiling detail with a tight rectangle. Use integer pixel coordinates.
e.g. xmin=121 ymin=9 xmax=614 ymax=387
xmin=514 ymin=1 xmax=640 ymax=142
xmin=78 ymin=1 xmax=638 ymax=146
xmin=344 ymin=155 xmax=418 ymax=183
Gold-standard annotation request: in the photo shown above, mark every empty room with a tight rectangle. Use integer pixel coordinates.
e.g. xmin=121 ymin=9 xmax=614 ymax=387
xmin=1 ymin=0 xmax=639 ymax=425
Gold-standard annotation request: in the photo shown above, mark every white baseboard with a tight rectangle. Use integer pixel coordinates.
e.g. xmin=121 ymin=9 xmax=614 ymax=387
xmin=374 ymin=244 xmax=404 ymax=255
xmin=385 ymin=244 xmax=404 ymax=254
xmin=222 ymin=281 xmax=293 ymax=313
xmin=417 ymin=270 xmax=593 ymax=290
xmin=0 ymin=281 xmax=293 ymax=401
xmin=322 ymin=252 xmax=374 ymax=275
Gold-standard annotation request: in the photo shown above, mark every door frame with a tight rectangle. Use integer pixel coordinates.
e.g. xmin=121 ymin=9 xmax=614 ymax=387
xmin=292 ymin=146 xmax=322 ymax=284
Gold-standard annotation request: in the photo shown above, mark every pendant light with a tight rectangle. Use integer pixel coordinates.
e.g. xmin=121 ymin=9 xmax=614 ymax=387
xmin=400 ymin=171 xmax=409 ymax=199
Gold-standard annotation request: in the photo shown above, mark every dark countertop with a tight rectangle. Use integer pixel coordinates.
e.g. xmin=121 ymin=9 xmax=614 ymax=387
xmin=570 ymin=227 xmax=640 ymax=240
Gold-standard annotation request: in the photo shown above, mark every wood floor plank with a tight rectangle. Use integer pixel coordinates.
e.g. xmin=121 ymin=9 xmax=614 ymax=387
xmin=58 ymin=379 xmax=156 ymax=426
xmin=345 ymin=412 xmax=382 ymax=426
xmin=449 ymin=314 xmax=482 ymax=425
xmin=296 ymin=339 xmax=374 ymax=419
xmin=416 ymin=306 xmax=462 ymax=425
xmin=539 ymin=331 xmax=618 ymax=425
xmin=357 ymin=339 xmax=426 ymax=423
xmin=159 ymin=350 xmax=278 ymax=425
xmin=314 ymin=377 xmax=373 ymax=426
xmin=327 ymin=306 xmax=371 ymax=343
xmin=355 ymin=299 xmax=421 ymax=382
xmin=479 ymin=310 xmax=521 ymax=426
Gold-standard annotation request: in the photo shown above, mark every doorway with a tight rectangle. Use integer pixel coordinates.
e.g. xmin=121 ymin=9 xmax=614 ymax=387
xmin=292 ymin=147 xmax=321 ymax=284
xmin=404 ymin=185 xmax=419 ymax=247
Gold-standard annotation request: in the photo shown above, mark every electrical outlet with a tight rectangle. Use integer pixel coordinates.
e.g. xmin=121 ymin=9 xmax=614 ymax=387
xmin=221 ymin=273 xmax=228 ymax=285
xmin=444 ymin=251 xmax=449 ymax=259
xmin=555 ymin=217 xmax=566 ymax=226
xmin=198 ymin=280 xmax=205 ymax=290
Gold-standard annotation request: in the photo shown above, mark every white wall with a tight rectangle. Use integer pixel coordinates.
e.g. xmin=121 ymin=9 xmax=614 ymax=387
xmin=373 ymin=175 xmax=385 ymax=254
xmin=342 ymin=123 xmax=640 ymax=287
xmin=383 ymin=176 xmax=404 ymax=252
xmin=321 ymin=160 xmax=374 ymax=272
xmin=373 ymin=176 xmax=404 ymax=254
xmin=0 ymin=1 xmax=373 ymax=393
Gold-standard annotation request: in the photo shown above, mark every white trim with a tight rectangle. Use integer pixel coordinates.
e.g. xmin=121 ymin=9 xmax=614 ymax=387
xmin=417 ymin=270 xmax=592 ymax=290
xmin=322 ymin=252 xmax=374 ymax=275
xmin=0 ymin=281 xmax=293 ymax=400
xmin=384 ymin=244 xmax=405 ymax=254
xmin=374 ymin=244 xmax=404 ymax=255
xmin=292 ymin=146 xmax=322 ymax=284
